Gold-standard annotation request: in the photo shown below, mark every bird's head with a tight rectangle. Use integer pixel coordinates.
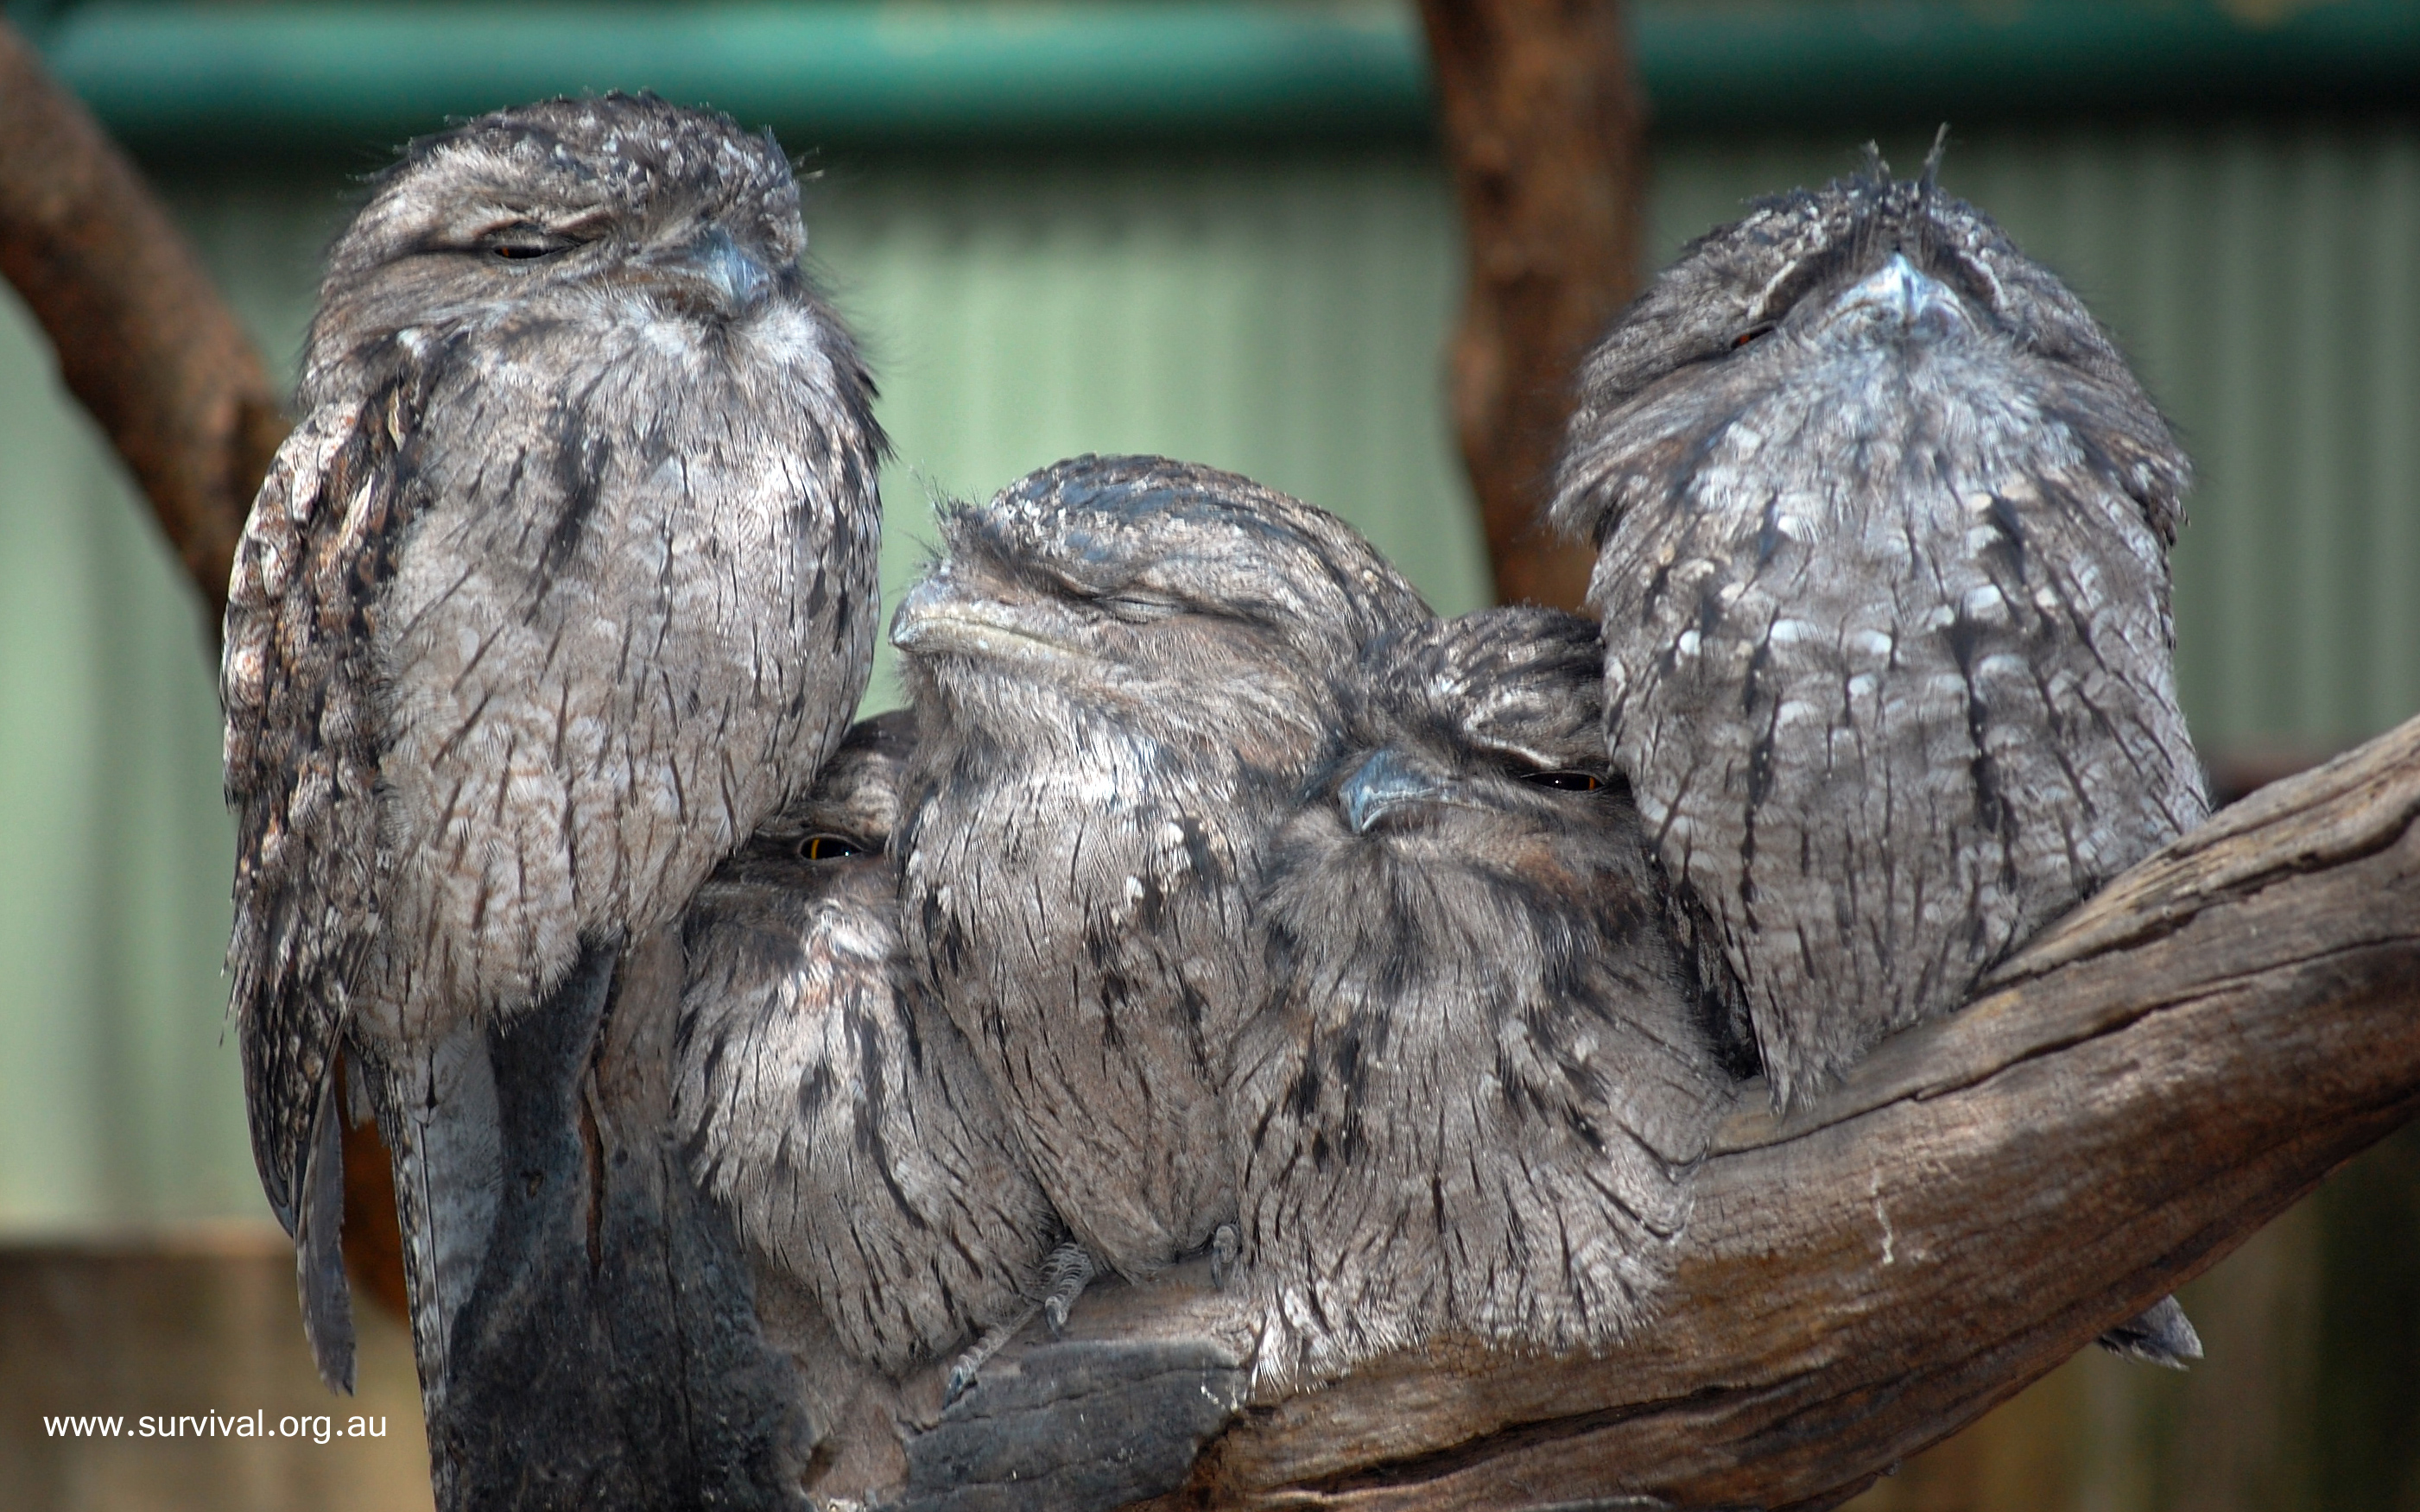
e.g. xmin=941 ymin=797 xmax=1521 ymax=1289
xmin=1255 ymin=608 xmax=1709 ymax=1120
xmin=705 ymin=709 xmax=914 ymax=896
xmin=891 ymin=455 xmax=1429 ymax=758
xmin=1284 ymin=606 xmax=1632 ymax=885
xmin=1550 ymin=139 xmax=2189 ymax=551
xmin=308 ymin=93 xmax=814 ymax=392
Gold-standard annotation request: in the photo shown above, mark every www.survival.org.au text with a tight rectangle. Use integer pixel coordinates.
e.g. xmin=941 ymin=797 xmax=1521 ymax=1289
xmin=43 ymin=1411 xmax=387 ymax=1444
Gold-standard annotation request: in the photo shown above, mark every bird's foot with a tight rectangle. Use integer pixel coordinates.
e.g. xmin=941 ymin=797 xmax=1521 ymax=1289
xmin=1208 ymin=1224 xmax=1239 ymax=1292
xmin=1041 ymin=1242 xmax=1098 ymax=1338
xmin=944 ymin=1307 xmax=1036 ymax=1406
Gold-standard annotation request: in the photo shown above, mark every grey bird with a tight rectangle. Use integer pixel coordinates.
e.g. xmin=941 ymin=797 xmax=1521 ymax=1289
xmin=1549 ymin=142 xmax=2204 ymax=1370
xmin=890 ymin=455 xmax=1432 ymax=1287
xmin=674 ymin=711 xmax=1080 ymax=1395
xmin=220 ymin=94 xmax=885 ymax=1401
xmin=1549 ymin=143 xmax=2208 ymax=1108
xmin=1228 ymin=605 xmax=1745 ymax=1389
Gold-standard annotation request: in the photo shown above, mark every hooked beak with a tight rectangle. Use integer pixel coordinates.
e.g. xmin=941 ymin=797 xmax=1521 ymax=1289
xmin=1339 ymin=749 xmax=1448 ymax=834
xmin=1829 ymin=252 xmax=1969 ymax=339
xmin=651 ymin=224 xmax=772 ymax=315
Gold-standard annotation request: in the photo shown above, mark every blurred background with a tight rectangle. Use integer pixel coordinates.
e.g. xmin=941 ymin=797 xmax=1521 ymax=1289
xmin=1 ymin=1 xmax=2416 ymax=1507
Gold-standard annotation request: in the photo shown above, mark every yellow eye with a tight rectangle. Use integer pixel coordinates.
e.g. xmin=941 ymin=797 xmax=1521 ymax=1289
xmin=797 ymin=833 xmax=868 ymax=861
xmin=1520 ymin=769 xmax=1602 ymax=793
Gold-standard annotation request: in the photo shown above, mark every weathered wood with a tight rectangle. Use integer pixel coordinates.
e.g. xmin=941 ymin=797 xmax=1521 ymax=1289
xmin=1419 ymin=0 xmax=1641 ymax=610
xmin=0 ymin=17 xmax=285 ymax=631
xmin=845 ymin=712 xmax=2420 ymax=1510
xmin=900 ymin=1339 xmax=1246 ymax=1512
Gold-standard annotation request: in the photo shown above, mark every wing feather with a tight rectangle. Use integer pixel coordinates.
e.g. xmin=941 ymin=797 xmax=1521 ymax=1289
xmin=224 ymin=345 xmax=443 ymax=1389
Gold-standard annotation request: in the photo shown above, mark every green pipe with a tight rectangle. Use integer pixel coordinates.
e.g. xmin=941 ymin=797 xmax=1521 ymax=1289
xmin=38 ymin=3 xmax=1426 ymax=156
xmin=1638 ymin=0 xmax=2420 ymax=131
xmin=30 ymin=1 xmax=2420 ymax=160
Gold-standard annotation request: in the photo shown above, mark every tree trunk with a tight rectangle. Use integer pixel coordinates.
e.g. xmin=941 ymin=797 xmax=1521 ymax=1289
xmin=1419 ymin=0 xmax=1640 ymax=611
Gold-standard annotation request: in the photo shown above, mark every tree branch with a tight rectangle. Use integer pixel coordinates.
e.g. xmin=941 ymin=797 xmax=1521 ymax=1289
xmin=0 ymin=19 xmax=418 ymax=1320
xmin=847 ymin=711 xmax=2420 ymax=1511
xmin=1419 ymin=0 xmax=1639 ymax=611
xmin=0 ymin=17 xmax=285 ymax=631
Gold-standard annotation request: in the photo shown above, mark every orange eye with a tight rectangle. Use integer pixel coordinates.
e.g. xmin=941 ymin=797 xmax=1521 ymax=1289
xmin=797 ymin=833 xmax=868 ymax=861
xmin=1733 ymin=325 xmax=1773 ymax=349
xmin=1520 ymin=770 xmax=1602 ymax=793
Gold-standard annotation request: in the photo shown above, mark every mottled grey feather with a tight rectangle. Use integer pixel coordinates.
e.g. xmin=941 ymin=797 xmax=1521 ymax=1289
xmin=892 ymin=455 xmax=1431 ymax=1280
xmin=675 ymin=712 xmax=1063 ymax=1378
xmin=1550 ymin=161 xmax=2207 ymax=1109
xmin=222 ymin=93 xmax=884 ymax=1394
xmin=1230 ymin=606 xmax=1740 ymax=1389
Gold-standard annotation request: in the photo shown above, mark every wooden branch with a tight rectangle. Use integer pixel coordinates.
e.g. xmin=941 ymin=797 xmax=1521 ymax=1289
xmin=839 ymin=711 xmax=2420 ymax=1511
xmin=0 ymin=17 xmax=285 ymax=630
xmin=1419 ymin=0 xmax=1640 ymax=611
xmin=0 ymin=18 xmax=420 ymax=1326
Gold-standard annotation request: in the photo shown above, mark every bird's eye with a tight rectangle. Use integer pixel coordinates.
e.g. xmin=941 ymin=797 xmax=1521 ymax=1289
xmin=1519 ymin=769 xmax=1603 ymax=793
xmin=478 ymin=226 xmax=578 ymax=262
xmin=796 ymin=833 xmax=868 ymax=861
xmin=1100 ymin=592 xmax=1179 ymax=623
xmin=1732 ymin=324 xmax=1775 ymax=350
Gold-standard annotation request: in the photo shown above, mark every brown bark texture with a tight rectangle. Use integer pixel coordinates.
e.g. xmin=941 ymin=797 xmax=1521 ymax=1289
xmin=1419 ymin=0 xmax=1639 ymax=611
xmin=0 ymin=17 xmax=285 ymax=631
xmin=0 ymin=22 xmax=410 ymax=1315
xmin=846 ymin=710 xmax=2420 ymax=1512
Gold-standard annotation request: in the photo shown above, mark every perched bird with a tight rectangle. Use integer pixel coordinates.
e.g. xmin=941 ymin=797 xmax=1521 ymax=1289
xmin=1227 ymin=606 xmax=1743 ymax=1389
xmin=220 ymin=93 xmax=885 ymax=1396
xmin=1549 ymin=142 xmax=2208 ymax=1110
xmin=891 ymin=455 xmax=1431 ymax=1285
xmin=674 ymin=711 xmax=1078 ymax=1391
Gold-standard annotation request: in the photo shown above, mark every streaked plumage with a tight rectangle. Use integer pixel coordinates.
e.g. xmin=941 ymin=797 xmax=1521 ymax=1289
xmin=1229 ymin=606 xmax=1742 ymax=1389
xmin=891 ymin=455 xmax=1431 ymax=1282
xmin=221 ymin=93 xmax=884 ymax=1395
xmin=675 ymin=712 xmax=1065 ymax=1380
xmin=1550 ymin=149 xmax=2207 ymax=1109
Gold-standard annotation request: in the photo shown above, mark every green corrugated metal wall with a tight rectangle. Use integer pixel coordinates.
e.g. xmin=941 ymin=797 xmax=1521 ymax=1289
xmin=4 ymin=119 xmax=2417 ymax=1229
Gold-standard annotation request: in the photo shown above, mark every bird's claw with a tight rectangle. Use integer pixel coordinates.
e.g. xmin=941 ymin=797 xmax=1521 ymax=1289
xmin=1040 ymin=1240 xmax=1097 ymax=1339
xmin=1209 ymin=1224 xmax=1239 ymax=1292
xmin=944 ymin=1308 xmax=1030 ymax=1407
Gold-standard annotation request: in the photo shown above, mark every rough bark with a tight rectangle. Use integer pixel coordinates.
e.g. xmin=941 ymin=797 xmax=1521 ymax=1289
xmin=847 ymin=710 xmax=2420 ymax=1511
xmin=0 ymin=17 xmax=284 ymax=631
xmin=1419 ymin=0 xmax=1640 ymax=610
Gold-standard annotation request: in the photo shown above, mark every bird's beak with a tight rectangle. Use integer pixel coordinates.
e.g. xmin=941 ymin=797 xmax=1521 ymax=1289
xmin=891 ymin=573 xmax=1084 ymax=665
xmin=1829 ymin=252 xmax=1968 ymax=339
xmin=653 ymin=224 xmax=772 ymax=314
xmin=1340 ymin=748 xmax=1450 ymax=834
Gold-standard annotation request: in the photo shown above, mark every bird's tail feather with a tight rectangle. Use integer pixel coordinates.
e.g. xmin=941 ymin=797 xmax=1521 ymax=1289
xmin=296 ymin=1066 xmax=356 ymax=1393
xmin=368 ymin=1020 xmax=503 ymax=1427
xmin=2098 ymin=1293 xmax=2202 ymax=1369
